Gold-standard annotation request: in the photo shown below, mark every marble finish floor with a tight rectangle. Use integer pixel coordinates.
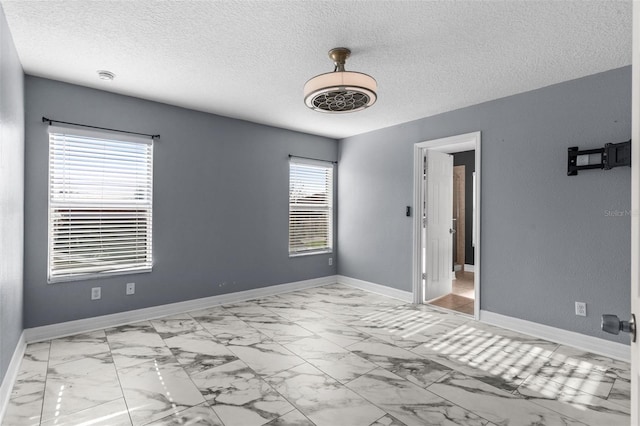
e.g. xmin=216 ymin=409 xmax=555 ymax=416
xmin=3 ymin=283 xmax=630 ymax=426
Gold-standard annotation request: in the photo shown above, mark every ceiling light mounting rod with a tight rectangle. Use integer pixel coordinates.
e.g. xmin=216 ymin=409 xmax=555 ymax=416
xmin=329 ymin=47 xmax=350 ymax=72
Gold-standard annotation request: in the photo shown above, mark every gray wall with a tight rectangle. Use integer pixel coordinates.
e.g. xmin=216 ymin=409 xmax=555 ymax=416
xmin=0 ymin=5 xmax=24 ymax=385
xmin=338 ymin=67 xmax=631 ymax=342
xmin=24 ymin=76 xmax=338 ymax=328
xmin=453 ymin=150 xmax=475 ymax=265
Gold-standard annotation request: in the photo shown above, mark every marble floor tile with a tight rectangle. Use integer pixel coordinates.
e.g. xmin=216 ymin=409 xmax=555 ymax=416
xmin=145 ymin=403 xmax=224 ymax=426
xmin=6 ymin=374 xmax=46 ymax=425
xmin=366 ymin=308 xmax=463 ymax=341
xmin=5 ymin=345 xmax=49 ymax=426
xmin=608 ymin=378 xmax=631 ymax=409
xmin=429 ymin=371 xmax=589 ymax=426
xmin=191 ymin=359 xmax=294 ymax=426
xmin=24 ymin=341 xmax=51 ymax=354
xmin=266 ymin=409 xmax=315 ymax=425
xmin=348 ymin=338 xmax=451 ymax=388
xmin=150 ymin=313 xmax=205 ymax=338
xmin=39 ymin=398 xmax=131 ymax=426
xmin=188 ymin=305 xmax=236 ymax=321
xmin=352 ymin=323 xmax=435 ymax=350
xmin=9 ymin=376 xmax=46 ymax=406
xmin=392 ymin=304 xmax=472 ymax=328
xmin=266 ymin=363 xmax=386 ymax=426
xmin=265 ymin=306 xmax=327 ymax=322
xmin=254 ymin=294 xmax=300 ymax=308
xmin=347 ymin=368 xmax=485 ymax=426
xmin=549 ymin=345 xmax=630 ymax=381
xmin=48 ymin=330 xmax=110 ymax=366
xmin=228 ymin=341 xmax=305 ymax=376
xmin=163 ymin=330 xmax=238 ymax=374
xmin=517 ymin=374 xmax=630 ymax=425
xmin=248 ymin=319 xmax=316 ymax=344
xmin=106 ymin=322 xmax=175 ymax=369
xmin=11 ymin=348 xmax=49 ymax=399
xmin=413 ymin=321 xmax=555 ymax=361
xmin=284 ymin=336 xmax=377 ymax=383
xmin=312 ymin=307 xmax=389 ymax=326
xmin=411 ymin=341 xmax=547 ymax=392
xmin=40 ymin=353 xmax=123 ymax=422
xmin=14 ymin=347 xmax=49 ymax=380
xmin=3 ymin=391 xmax=44 ymax=426
xmin=471 ymin=322 xmax=559 ymax=356
xmin=191 ymin=308 xmax=271 ymax=346
xmin=295 ymin=319 xmax=370 ymax=348
xmin=369 ymin=414 xmax=407 ymax=426
xmin=531 ymin=361 xmax=615 ymax=398
xmin=224 ymin=301 xmax=279 ymax=319
xmin=117 ymin=358 xmax=206 ymax=426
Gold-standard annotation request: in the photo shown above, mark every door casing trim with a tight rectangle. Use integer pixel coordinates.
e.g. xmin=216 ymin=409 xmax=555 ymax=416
xmin=412 ymin=132 xmax=481 ymax=319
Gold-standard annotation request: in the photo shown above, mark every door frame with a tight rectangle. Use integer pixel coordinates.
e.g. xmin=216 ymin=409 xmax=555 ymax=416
xmin=412 ymin=131 xmax=481 ymax=319
xmin=630 ymin=1 xmax=639 ymax=421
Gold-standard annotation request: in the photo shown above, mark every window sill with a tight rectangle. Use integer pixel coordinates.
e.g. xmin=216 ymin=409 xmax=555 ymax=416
xmin=289 ymin=250 xmax=333 ymax=258
xmin=48 ymin=267 xmax=152 ymax=284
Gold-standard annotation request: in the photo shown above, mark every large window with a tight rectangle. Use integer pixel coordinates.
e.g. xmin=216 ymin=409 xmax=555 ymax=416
xmin=289 ymin=158 xmax=334 ymax=256
xmin=48 ymin=127 xmax=153 ymax=282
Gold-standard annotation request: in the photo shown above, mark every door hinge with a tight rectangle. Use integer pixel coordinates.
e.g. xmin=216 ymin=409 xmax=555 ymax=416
xmin=422 ymin=272 xmax=427 ymax=280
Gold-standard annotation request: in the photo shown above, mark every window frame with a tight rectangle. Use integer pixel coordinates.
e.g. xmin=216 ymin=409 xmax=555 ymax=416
xmin=288 ymin=157 xmax=334 ymax=257
xmin=47 ymin=125 xmax=154 ymax=283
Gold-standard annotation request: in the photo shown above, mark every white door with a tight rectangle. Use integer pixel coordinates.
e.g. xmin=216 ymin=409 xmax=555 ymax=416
xmin=630 ymin=2 xmax=639 ymax=422
xmin=424 ymin=149 xmax=454 ymax=301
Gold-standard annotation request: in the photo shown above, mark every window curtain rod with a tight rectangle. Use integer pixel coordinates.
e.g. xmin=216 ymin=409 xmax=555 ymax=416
xmin=288 ymin=154 xmax=337 ymax=164
xmin=42 ymin=117 xmax=160 ymax=140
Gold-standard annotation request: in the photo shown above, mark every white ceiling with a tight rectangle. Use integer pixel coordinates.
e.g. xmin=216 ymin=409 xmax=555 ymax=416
xmin=0 ymin=1 xmax=632 ymax=139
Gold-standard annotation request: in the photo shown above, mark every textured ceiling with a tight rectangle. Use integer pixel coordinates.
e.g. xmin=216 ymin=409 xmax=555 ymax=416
xmin=0 ymin=0 xmax=632 ymax=139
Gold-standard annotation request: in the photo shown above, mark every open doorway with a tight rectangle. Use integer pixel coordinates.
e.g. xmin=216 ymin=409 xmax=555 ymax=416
xmin=412 ymin=132 xmax=481 ymax=319
xmin=428 ymin=151 xmax=476 ymax=314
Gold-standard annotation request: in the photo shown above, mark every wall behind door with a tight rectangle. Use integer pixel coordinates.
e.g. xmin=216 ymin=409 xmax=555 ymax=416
xmin=338 ymin=66 xmax=631 ymax=342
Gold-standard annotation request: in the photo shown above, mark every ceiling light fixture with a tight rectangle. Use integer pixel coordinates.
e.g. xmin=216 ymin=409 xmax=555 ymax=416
xmin=97 ymin=70 xmax=116 ymax=81
xmin=304 ymin=48 xmax=377 ymax=113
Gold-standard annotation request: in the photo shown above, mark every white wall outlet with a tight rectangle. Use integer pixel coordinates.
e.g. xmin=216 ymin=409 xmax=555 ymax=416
xmin=126 ymin=282 xmax=135 ymax=295
xmin=91 ymin=287 xmax=101 ymax=300
xmin=575 ymin=301 xmax=587 ymax=317
xmin=328 ymin=258 xmax=333 ymax=266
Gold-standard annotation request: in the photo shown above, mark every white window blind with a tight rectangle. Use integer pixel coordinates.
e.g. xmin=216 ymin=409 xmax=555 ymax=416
xmin=289 ymin=158 xmax=334 ymax=255
xmin=48 ymin=127 xmax=153 ymax=282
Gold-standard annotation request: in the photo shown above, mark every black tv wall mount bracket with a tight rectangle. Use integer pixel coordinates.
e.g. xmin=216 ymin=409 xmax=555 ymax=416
xmin=567 ymin=140 xmax=631 ymax=176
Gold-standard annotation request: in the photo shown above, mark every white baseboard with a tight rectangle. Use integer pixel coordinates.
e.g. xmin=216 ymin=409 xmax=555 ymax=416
xmin=337 ymin=275 xmax=413 ymax=303
xmin=0 ymin=331 xmax=26 ymax=424
xmin=464 ymin=264 xmax=475 ymax=272
xmin=25 ymin=275 xmax=337 ymax=343
xmin=480 ymin=310 xmax=630 ymax=362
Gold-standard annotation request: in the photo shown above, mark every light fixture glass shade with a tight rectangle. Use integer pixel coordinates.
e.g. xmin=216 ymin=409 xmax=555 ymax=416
xmin=304 ymin=71 xmax=377 ymax=113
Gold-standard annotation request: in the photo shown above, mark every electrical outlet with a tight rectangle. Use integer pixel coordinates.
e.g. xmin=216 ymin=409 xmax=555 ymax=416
xmin=91 ymin=287 xmax=101 ymax=300
xmin=575 ymin=301 xmax=587 ymax=317
xmin=328 ymin=258 xmax=333 ymax=266
xmin=126 ymin=282 xmax=135 ymax=295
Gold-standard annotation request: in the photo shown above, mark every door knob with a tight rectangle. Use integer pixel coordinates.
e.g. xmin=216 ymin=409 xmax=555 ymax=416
xmin=449 ymin=228 xmax=456 ymax=234
xmin=601 ymin=314 xmax=636 ymax=342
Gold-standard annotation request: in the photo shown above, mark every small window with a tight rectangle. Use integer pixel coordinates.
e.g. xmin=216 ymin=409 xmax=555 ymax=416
xmin=48 ymin=127 xmax=153 ymax=282
xmin=289 ymin=158 xmax=334 ymax=256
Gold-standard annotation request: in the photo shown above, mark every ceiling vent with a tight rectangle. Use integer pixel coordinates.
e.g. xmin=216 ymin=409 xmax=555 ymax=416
xmin=97 ymin=70 xmax=116 ymax=81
